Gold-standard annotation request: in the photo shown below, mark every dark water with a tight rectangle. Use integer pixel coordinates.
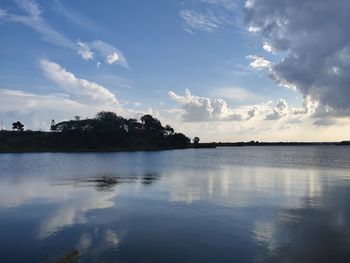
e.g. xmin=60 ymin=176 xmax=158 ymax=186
xmin=0 ymin=146 xmax=350 ymax=263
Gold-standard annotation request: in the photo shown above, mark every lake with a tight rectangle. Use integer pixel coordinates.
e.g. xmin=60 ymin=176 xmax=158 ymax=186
xmin=0 ymin=146 xmax=350 ymax=262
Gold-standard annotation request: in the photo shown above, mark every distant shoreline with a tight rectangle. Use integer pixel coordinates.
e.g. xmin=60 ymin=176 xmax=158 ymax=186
xmin=214 ymin=141 xmax=349 ymax=147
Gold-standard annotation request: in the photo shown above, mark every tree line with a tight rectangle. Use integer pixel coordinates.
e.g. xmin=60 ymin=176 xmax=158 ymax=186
xmin=4 ymin=112 xmax=198 ymax=151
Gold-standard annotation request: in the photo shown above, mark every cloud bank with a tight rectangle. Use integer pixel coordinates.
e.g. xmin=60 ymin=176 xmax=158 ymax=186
xmin=168 ymin=89 xmax=248 ymax=121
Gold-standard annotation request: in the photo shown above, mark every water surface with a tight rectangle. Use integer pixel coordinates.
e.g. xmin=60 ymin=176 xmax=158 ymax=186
xmin=1 ymin=146 xmax=350 ymax=262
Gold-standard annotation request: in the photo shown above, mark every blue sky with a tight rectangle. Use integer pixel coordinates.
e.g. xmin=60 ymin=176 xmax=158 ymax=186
xmin=1 ymin=0 xmax=349 ymax=141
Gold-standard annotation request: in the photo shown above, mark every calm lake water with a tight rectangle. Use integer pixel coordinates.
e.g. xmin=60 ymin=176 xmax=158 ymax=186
xmin=0 ymin=146 xmax=350 ymax=262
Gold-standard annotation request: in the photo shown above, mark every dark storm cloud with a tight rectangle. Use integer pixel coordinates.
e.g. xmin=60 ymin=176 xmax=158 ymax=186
xmin=244 ymin=0 xmax=350 ymax=114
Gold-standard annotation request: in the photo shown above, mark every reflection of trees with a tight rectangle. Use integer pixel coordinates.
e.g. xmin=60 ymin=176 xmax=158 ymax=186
xmin=93 ymin=176 xmax=119 ymax=192
xmin=85 ymin=173 xmax=160 ymax=190
xmin=43 ymin=249 xmax=79 ymax=263
xmin=142 ymin=173 xmax=159 ymax=185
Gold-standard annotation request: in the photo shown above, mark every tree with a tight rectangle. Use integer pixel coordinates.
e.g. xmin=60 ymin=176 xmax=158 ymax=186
xmin=193 ymin=137 xmax=200 ymax=144
xmin=50 ymin=119 xmax=56 ymax=131
xmin=168 ymin=133 xmax=191 ymax=147
xmin=141 ymin=114 xmax=162 ymax=131
xmin=12 ymin=121 xmax=24 ymax=131
xmin=164 ymin=125 xmax=174 ymax=136
xmin=95 ymin=111 xmax=118 ymax=121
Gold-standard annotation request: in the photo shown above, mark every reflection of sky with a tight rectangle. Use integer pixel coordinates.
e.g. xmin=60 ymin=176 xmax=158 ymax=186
xmin=0 ymin=180 xmax=120 ymax=239
xmin=0 ymin=147 xmax=350 ymax=262
xmin=167 ymin=166 xmax=327 ymax=208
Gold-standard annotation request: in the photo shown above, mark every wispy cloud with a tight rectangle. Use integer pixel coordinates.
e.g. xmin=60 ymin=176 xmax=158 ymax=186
xmin=214 ymin=87 xmax=261 ymax=102
xmin=53 ymin=0 xmax=102 ymax=33
xmin=199 ymin=0 xmax=239 ymax=10
xmin=77 ymin=40 xmax=129 ymax=68
xmin=0 ymin=0 xmax=76 ymax=49
xmin=0 ymin=0 xmax=128 ymax=68
xmin=180 ymin=9 xmax=221 ymax=33
xmin=179 ymin=0 xmax=241 ymax=33
xmin=77 ymin=41 xmax=94 ymax=60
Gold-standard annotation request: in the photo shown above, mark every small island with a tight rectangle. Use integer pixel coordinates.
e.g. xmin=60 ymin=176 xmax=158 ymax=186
xmin=0 ymin=111 xmax=211 ymax=153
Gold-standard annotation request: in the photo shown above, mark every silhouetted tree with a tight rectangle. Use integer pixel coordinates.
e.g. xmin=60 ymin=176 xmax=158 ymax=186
xmin=141 ymin=114 xmax=162 ymax=131
xmin=193 ymin=137 xmax=200 ymax=144
xmin=164 ymin=125 xmax=174 ymax=136
xmin=128 ymin=118 xmax=143 ymax=132
xmin=50 ymin=119 xmax=56 ymax=131
xmin=96 ymin=111 xmax=118 ymax=121
xmin=12 ymin=121 xmax=24 ymax=131
xmin=168 ymin=133 xmax=191 ymax=147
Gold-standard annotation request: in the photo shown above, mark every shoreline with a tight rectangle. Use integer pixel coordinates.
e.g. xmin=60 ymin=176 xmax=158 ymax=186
xmin=1 ymin=142 xmax=349 ymax=153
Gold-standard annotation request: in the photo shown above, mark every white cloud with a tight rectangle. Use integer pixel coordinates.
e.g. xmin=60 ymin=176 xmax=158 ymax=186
xmin=40 ymin=59 xmax=118 ymax=105
xmin=164 ymin=92 xmax=350 ymax=141
xmin=248 ymin=55 xmax=272 ymax=70
xmin=262 ymin=42 xmax=276 ymax=54
xmin=106 ymin=52 xmax=120 ymax=65
xmin=248 ymin=55 xmax=297 ymax=90
xmin=265 ymin=99 xmax=289 ymax=120
xmin=167 ymin=89 xmax=295 ymax=123
xmin=248 ymin=26 xmax=261 ymax=33
xmin=292 ymin=96 xmax=318 ymax=115
xmin=77 ymin=41 xmax=94 ymax=60
xmin=168 ymin=89 xmax=244 ymax=121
